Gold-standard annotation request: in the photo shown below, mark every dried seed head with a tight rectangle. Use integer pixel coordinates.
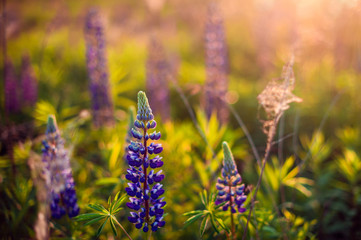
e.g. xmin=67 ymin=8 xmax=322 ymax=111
xmin=257 ymin=56 xmax=302 ymax=133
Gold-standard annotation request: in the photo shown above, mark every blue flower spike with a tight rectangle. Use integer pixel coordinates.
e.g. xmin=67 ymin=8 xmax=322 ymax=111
xmin=215 ymin=141 xmax=247 ymax=213
xmin=42 ymin=115 xmax=79 ymax=219
xmin=125 ymin=91 xmax=166 ymax=232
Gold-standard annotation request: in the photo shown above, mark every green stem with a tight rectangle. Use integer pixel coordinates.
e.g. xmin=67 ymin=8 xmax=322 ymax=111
xmin=112 ymin=216 xmax=133 ymax=240
xmin=242 ymin=124 xmax=277 ymax=240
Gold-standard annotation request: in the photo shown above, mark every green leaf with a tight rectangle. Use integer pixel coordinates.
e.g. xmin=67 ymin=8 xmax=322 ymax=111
xmin=97 ymin=217 xmax=109 ymax=238
xmin=74 ymin=213 xmax=103 ymax=221
xmin=215 ymin=217 xmax=229 ymax=233
xmin=84 ymin=215 xmax=107 ymax=226
xmin=112 ymin=194 xmax=127 ymax=214
xmin=114 ymin=191 xmax=121 ymax=201
xmin=183 ymin=210 xmax=203 ymax=216
xmin=110 ymin=217 xmax=118 ymax=236
xmin=215 ymin=201 xmax=226 ymax=210
xmin=184 ymin=212 xmax=205 ymax=227
xmin=88 ymin=203 xmax=108 ymax=214
xmin=200 ymin=215 xmax=209 ymax=237
xmin=200 ymin=189 xmax=208 ymax=206
xmin=210 ymin=214 xmax=220 ymax=234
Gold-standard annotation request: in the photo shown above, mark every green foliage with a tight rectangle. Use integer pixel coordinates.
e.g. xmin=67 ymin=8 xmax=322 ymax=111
xmin=75 ymin=192 xmax=127 ymax=238
xmin=2 ymin=1 xmax=361 ymax=239
xmin=183 ymin=190 xmax=229 ymax=238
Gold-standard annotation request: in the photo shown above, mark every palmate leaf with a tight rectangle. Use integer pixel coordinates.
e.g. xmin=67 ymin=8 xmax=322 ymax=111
xmin=184 ymin=189 xmax=230 ymax=238
xmin=75 ymin=192 xmax=128 ymax=238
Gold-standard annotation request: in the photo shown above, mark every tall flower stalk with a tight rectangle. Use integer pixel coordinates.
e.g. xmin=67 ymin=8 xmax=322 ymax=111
xmin=42 ymin=115 xmax=79 ymax=219
xmin=216 ymin=142 xmax=247 ymax=240
xmin=21 ymin=54 xmax=38 ymax=107
xmin=146 ymin=38 xmax=170 ymax=121
xmin=242 ymin=57 xmax=302 ymax=239
xmin=4 ymin=58 xmax=20 ymax=114
xmin=204 ymin=3 xmax=229 ymax=124
xmin=85 ymin=9 xmax=114 ymax=127
xmin=125 ymin=91 xmax=166 ymax=234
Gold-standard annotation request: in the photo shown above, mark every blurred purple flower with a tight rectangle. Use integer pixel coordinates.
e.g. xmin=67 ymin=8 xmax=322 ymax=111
xmin=125 ymin=91 xmax=166 ymax=232
xmin=42 ymin=115 xmax=79 ymax=219
xmin=85 ymin=9 xmax=114 ymax=127
xmin=204 ymin=3 xmax=229 ymax=124
xmin=4 ymin=59 xmax=20 ymax=114
xmin=21 ymin=54 xmax=38 ymax=107
xmin=146 ymin=39 xmax=170 ymax=121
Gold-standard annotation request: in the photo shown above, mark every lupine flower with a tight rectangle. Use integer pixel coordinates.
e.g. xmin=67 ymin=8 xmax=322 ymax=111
xmin=215 ymin=142 xmax=247 ymax=213
xmin=4 ymin=59 xmax=20 ymax=113
xmin=85 ymin=9 xmax=114 ymax=127
xmin=204 ymin=3 xmax=229 ymax=124
xmin=21 ymin=54 xmax=38 ymax=107
xmin=146 ymin=38 xmax=170 ymax=121
xmin=42 ymin=115 xmax=79 ymax=219
xmin=125 ymin=91 xmax=166 ymax=232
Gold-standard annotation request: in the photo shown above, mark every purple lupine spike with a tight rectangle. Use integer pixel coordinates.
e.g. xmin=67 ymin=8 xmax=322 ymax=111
xmin=21 ymin=54 xmax=38 ymax=107
xmin=215 ymin=142 xmax=247 ymax=213
xmin=126 ymin=91 xmax=166 ymax=232
xmin=146 ymin=38 xmax=170 ymax=121
xmin=42 ymin=115 xmax=79 ymax=219
xmin=204 ymin=3 xmax=229 ymax=125
xmin=4 ymin=59 xmax=20 ymax=114
xmin=85 ymin=9 xmax=114 ymax=127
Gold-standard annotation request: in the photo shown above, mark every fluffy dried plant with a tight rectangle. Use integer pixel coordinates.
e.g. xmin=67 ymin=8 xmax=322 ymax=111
xmin=257 ymin=56 xmax=302 ymax=135
xmin=243 ymin=57 xmax=302 ymax=239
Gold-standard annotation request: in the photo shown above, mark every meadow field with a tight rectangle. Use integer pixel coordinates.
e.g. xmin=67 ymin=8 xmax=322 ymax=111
xmin=1 ymin=0 xmax=361 ymax=239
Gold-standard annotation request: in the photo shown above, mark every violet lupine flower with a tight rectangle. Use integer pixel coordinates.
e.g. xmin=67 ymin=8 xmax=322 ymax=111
xmin=21 ymin=54 xmax=38 ymax=107
xmin=125 ymin=91 xmax=166 ymax=232
xmin=42 ymin=115 xmax=79 ymax=219
xmin=204 ymin=3 xmax=229 ymax=124
xmin=85 ymin=9 xmax=114 ymax=127
xmin=4 ymin=59 xmax=20 ymax=113
xmin=146 ymin=39 xmax=170 ymax=121
xmin=215 ymin=142 xmax=247 ymax=213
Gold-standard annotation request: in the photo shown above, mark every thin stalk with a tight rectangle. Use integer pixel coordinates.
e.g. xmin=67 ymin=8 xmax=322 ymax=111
xmin=278 ymin=115 xmax=286 ymax=209
xmin=242 ymin=123 xmax=277 ymax=240
xmin=168 ymin=75 xmax=216 ymax=158
xmin=226 ymin=103 xmax=261 ymax=168
xmin=111 ymin=216 xmax=133 ymax=240
xmin=143 ymin=126 xmax=150 ymax=223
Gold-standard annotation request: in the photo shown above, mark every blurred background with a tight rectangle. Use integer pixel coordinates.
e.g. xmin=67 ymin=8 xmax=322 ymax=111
xmin=1 ymin=0 xmax=361 ymax=239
